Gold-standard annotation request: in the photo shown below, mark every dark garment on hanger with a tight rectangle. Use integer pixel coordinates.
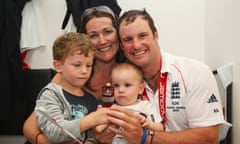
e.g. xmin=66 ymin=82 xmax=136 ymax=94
xmin=62 ymin=0 xmax=121 ymax=32
xmin=0 ymin=0 xmax=27 ymax=134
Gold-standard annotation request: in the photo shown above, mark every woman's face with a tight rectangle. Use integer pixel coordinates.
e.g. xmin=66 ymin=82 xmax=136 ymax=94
xmin=85 ymin=17 xmax=119 ymax=63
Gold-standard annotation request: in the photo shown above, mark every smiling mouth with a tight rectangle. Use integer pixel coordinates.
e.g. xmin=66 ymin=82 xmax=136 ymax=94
xmin=132 ymin=50 xmax=146 ymax=56
xmin=98 ymin=46 xmax=111 ymax=52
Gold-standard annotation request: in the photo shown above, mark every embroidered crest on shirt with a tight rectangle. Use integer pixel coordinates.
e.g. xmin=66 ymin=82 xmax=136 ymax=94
xmin=171 ymin=81 xmax=180 ymax=99
xmin=167 ymin=81 xmax=185 ymax=112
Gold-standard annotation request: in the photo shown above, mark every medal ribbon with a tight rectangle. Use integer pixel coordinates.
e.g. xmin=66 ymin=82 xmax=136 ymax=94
xmin=141 ymin=72 xmax=168 ymax=130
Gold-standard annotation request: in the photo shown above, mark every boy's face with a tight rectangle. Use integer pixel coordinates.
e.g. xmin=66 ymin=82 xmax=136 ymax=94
xmin=111 ymin=68 xmax=144 ymax=106
xmin=55 ymin=50 xmax=94 ymax=90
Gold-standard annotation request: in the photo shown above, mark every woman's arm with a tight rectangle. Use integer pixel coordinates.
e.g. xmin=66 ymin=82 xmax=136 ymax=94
xmin=23 ymin=112 xmax=79 ymax=144
xmin=23 ymin=112 xmax=51 ymax=144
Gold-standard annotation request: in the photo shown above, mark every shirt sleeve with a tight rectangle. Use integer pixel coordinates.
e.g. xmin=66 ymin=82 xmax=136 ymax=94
xmin=185 ymin=63 xmax=225 ymax=128
xmin=35 ymin=87 xmax=83 ymax=143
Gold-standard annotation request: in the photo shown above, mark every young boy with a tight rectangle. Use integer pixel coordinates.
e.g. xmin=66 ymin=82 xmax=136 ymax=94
xmin=34 ymin=32 xmax=109 ymax=144
xmin=97 ymin=62 xmax=163 ymax=143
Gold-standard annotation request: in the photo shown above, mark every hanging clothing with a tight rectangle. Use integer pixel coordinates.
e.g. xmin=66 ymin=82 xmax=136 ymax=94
xmin=20 ymin=0 xmax=47 ymax=51
xmin=61 ymin=0 xmax=122 ymax=32
xmin=20 ymin=0 xmax=47 ymax=70
xmin=0 ymin=0 xmax=27 ymax=134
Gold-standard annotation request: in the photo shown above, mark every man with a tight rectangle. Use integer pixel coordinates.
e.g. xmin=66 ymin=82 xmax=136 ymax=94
xmin=96 ymin=9 xmax=225 ymax=144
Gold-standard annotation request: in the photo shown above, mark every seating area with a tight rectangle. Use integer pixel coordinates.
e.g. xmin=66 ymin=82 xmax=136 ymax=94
xmin=213 ymin=64 xmax=233 ymax=144
xmin=0 ymin=69 xmax=55 ymax=135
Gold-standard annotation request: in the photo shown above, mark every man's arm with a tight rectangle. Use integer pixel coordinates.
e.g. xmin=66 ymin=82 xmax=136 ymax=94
xmin=107 ymin=105 xmax=220 ymax=144
xmin=23 ymin=112 xmax=51 ymax=144
xmin=151 ymin=125 xmax=219 ymax=144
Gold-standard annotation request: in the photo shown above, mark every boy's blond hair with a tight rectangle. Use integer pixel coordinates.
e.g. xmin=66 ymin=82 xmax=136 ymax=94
xmin=53 ymin=32 xmax=95 ymax=63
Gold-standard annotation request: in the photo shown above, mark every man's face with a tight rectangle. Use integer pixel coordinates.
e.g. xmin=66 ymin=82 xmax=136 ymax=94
xmin=119 ymin=17 xmax=158 ymax=68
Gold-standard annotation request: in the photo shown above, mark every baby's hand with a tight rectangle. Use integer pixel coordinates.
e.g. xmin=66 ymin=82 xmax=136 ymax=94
xmin=95 ymin=124 xmax=108 ymax=133
xmin=138 ymin=113 xmax=149 ymax=128
xmin=97 ymin=104 xmax=103 ymax=109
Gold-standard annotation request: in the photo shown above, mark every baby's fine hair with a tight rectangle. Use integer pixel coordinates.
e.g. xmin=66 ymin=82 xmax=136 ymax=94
xmin=112 ymin=62 xmax=144 ymax=82
xmin=53 ymin=32 xmax=95 ymax=62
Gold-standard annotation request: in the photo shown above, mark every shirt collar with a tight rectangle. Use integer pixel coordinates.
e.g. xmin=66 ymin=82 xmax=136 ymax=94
xmin=160 ymin=49 xmax=176 ymax=75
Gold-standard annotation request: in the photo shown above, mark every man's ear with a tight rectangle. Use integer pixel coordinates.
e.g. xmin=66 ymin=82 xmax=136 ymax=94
xmin=53 ymin=60 xmax=62 ymax=73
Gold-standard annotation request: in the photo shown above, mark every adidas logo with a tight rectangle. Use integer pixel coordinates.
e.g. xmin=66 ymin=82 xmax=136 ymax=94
xmin=214 ymin=108 xmax=219 ymax=113
xmin=207 ymin=94 xmax=218 ymax=103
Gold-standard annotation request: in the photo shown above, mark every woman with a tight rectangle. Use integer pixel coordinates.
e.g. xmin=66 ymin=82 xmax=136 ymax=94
xmin=79 ymin=5 xmax=125 ymax=99
xmin=23 ymin=6 xmax=125 ymax=144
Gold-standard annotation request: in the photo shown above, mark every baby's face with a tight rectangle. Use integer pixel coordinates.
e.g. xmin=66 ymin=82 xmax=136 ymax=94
xmin=111 ymin=68 xmax=144 ymax=106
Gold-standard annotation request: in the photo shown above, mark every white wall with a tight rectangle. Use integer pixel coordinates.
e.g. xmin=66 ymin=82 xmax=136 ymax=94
xmin=21 ymin=0 xmax=239 ymax=143
xmin=205 ymin=0 xmax=240 ymax=143
xmin=25 ymin=0 xmax=205 ymax=68
xmin=118 ymin=0 xmax=205 ymax=61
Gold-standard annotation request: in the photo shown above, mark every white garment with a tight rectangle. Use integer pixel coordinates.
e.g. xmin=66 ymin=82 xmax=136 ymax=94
xmin=145 ymin=50 xmax=225 ymax=132
xmin=20 ymin=0 xmax=46 ymax=51
xmin=217 ymin=63 xmax=233 ymax=88
xmin=61 ymin=15 xmax=77 ymax=33
xmin=112 ymin=100 xmax=162 ymax=144
xmin=219 ymin=121 xmax=232 ymax=141
xmin=122 ymin=100 xmax=162 ymax=123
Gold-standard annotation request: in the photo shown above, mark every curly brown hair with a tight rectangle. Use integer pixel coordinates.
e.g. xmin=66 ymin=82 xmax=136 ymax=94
xmin=52 ymin=32 xmax=95 ymax=63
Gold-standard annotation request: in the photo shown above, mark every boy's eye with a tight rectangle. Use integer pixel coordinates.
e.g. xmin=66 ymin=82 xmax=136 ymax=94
xmin=73 ymin=64 xmax=81 ymax=67
xmin=87 ymin=64 xmax=92 ymax=67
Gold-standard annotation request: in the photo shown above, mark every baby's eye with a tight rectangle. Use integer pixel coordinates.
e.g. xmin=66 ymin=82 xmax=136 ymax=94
xmin=124 ymin=83 xmax=131 ymax=87
xmin=113 ymin=83 xmax=120 ymax=88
